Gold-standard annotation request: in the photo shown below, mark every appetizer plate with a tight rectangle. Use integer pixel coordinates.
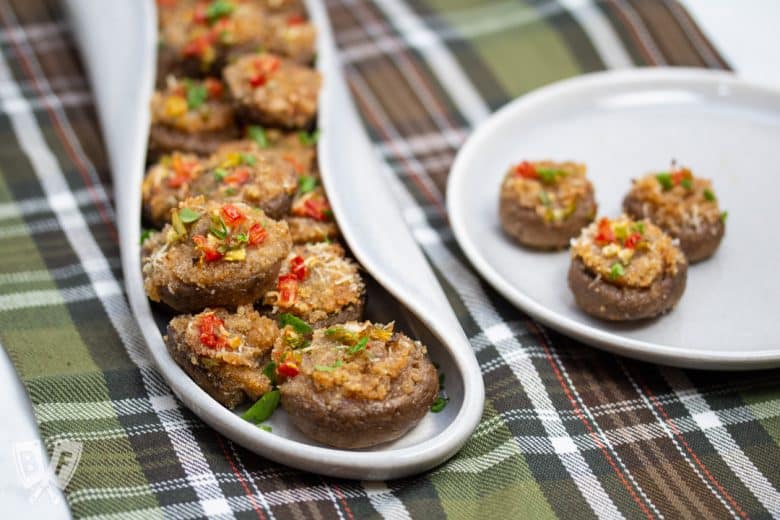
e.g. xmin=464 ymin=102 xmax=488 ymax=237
xmin=448 ymin=68 xmax=780 ymax=370
xmin=66 ymin=0 xmax=483 ymax=479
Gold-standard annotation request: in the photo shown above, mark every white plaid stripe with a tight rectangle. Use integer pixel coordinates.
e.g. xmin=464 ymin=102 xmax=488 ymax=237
xmin=0 ymin=256 xmax=121 ymax=286
xmin=662 ymin=369 xmax=780 ymax=516
xmin=0 ymin=186 xmax=109 ymax=221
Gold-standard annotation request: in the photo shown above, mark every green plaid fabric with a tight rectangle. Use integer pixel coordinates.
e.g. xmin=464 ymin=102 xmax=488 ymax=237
xmin=1 ymin=0 xmax=778 ymax=518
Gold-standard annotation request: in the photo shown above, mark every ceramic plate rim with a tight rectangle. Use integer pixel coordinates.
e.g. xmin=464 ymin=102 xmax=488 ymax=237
xmin=447 ymin=67 xmax=780 ymax=370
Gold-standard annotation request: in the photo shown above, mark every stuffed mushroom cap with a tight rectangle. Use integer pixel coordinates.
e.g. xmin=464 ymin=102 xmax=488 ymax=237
xmin=165 ymin=305 xmax=279 ymax=408
xmin=274 ymin=321 xmax=439 ymax=448
xmin=499 ymin=160 xmax=597 ymax=249
xmin=149 ymin=76 xmax=238 ymax=157
xmin=262 ymin=242 xmax=365 ymax=328
xmin=568 ymin=215 xmax=687 ymax=321
xmin=142 ymin=196 xmax=292 ymax=312
xmin=623 ymin=166 xmax=725 ymax=263
xmin=223 ymin=52 xmax=321 ymax=129
xmin=142 ymin=152 xmax=205 ymax=227
xmin=190 ymin=145 xmax=299 ymax=219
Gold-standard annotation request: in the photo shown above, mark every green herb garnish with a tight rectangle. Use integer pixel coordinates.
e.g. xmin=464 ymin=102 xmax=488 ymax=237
xmin=213 ymin=168 xmax=228 ymax=181
xmin=186 ymin=83 xmax=208 ymax=110
xmin=205 ymin=0 xmax=234 ymax=24
xmin=431 ymin=397 xmax=447 ymax=413
xmin=536 ymin=168 xmax=566 ymax=184
xmin=298 ymin=175 xmax=317 ymax=194
xmin=315 ymin=360 xmax=343 ymax=372
xmin=259 ymin=425 xmax=272 ymax=432
xmin=298 ymin=130 xmax=320 ymax=146
xmin=248 ymin=125 xmax=268 ymax=148
xmin=703 ymin=188 xmax=716 ymax=201
xmin=178 ymin=207 xmax=201 ymax=223
xmin=631 ymin=222 xmax=645 ymax=235
xmin=680 ymin=178 xmax=693 ymax=190
xmin=656 ymin=172 xmax=673 ymax=191
xmin=279 ymin=313 xmax=313 ymax=334
xmin=538 ymin=191 xmax=551 ymax=206
xmin=234 ymin=232 xmax=248 ymax=243
xmin=720 ymin=211 xmax=728 ymax=223
xmin=347 ymin=337 xmax=369 ymax=356
xmin=262 ymin=361 xmax=277 ymax=386
xmin=209 ymin=215 xmax=228 ymax=239
xmin=223 ymin=187 xmax=238 ymax=196
xmin=610 ymin=262 xmax=625 ymax=280
xmin=240 ymin=153 xmax=257 ymax=166
xmin=140 ymin=228 xmax=153 ymax=244
xmin=325 ymin=326 xmax=357 ymax=344
xmin=241 ymin=390 xmax=280 ymax=424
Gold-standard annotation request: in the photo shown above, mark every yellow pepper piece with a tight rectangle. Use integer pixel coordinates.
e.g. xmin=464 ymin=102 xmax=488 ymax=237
xmin=224 ymin=248 xmax=246 ymax=262
xmin=164 ymin=95 xmax=188 ymax=118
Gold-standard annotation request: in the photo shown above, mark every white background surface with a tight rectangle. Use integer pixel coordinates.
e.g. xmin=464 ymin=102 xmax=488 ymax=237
xmin=1 ymin=3 xmax=778 ymax=518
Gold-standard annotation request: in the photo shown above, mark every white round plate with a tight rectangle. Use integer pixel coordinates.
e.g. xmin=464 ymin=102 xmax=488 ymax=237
xmin=447 ymin=68 xmax=780 ymax=370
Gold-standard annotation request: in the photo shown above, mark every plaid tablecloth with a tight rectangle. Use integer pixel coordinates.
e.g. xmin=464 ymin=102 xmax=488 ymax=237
xmin=1 ymin=0 xmax=779 ymax=518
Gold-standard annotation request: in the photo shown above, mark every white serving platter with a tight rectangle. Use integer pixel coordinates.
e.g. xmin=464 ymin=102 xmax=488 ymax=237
xmin=448 ymin=68 xmax=780 ymax=370
xmin=65 ymin=0 xmax=483 ymax=479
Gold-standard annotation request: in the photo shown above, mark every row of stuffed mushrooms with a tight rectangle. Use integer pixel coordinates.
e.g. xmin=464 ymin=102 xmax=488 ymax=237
xmin=499 ymin=160 xmax=727 ymax=321
xmin=141 ymin=0 xmax=440 ymax=449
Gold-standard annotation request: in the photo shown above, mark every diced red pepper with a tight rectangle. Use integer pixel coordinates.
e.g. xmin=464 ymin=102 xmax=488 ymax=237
xmin=168 ymin=155 xmax=197 ymax=188
xmin=223 ymin=167 xmax=250 ymax=185
xmin=193 ymin=234 xmax=224 ymax=262
xmin=248 ymin=223 xmax=266 ymax=245
xmin=286 ymin=13 xmax=306 ymax=26
xmin=221 ymin=204 xmax=245 ymax=226
xmin=289 ymin=255 xmax=307 ymax=281
xmin=514 ymin=161 xmax=538 ymax=180
xmin=249 ymin=56 xmax=281 ymax=88
xmin=198 ymin=313 xmax=227 ymax=348
xmin=277 ymin=273 xmax=298 ymax=305
xmin=623 ymin=232 xmax=642 ymax=249
xmin=594 ymin=218 xmax=615 ymax=245
xmin=182 ymin=34 xmax=215 ymax=58
xmin=283 ymin=154 xmax=305 ymax=174
xmin=293 ymin=195 xmax=332 ymax=222
xmin=192 ymin=4 xmax=207 ymax=24
xmin=249 ymin=74 xmax=267 ymax=87
xmin=204 ymin=78 xmax=224 ymax=99
xmin=277 ymin=362 xmax=299 ymax=378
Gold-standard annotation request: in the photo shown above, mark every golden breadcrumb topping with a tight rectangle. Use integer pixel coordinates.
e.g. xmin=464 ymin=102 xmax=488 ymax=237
xmin=571 ymin=215 xmax=686 ymax=288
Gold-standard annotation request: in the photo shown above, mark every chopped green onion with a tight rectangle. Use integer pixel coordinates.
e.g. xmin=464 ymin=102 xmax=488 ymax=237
xmin=703 ymin=188 xmax=717 ymax=202
xmin=241 ymin=390 xmax=280 ymax=424
xmin=610 ymin=262 xmax=625 ymax=280
xmin=262 ymin=361 xmax=277 ymax=386
xmin=213 ymin=168 xmax=228 ymax=181
xmin=279 ymin=313 xmax=312 ymax=334
xmin=209 ymin=215 xmax=228 ymax=239
xmin=431 ymin=397 xmax=447 ymax=413
xmin=347 ymin=337 xmax=369 ymax=356
xmin=631 ymin=222 xmax=645 ymax=235
xmin=140 ymin=228 xmax=153 ymax=244
xmin=235 ymin=232 xmax=248 ymax=243
xmin=720 ymin=211 xmax=728 ymax=223
xmin=613 ymin=224 xmax=628 ymax=240
xmin=298 ymin=175 xmax=317 ymax=194
xmin=315 ymin=360 xmax=343 ymax=372
xmin=656 ymin=172 xmax=673 ymax=190
xmin=325 ymin=326 xmax=357 ymax=344
xmin=538 ymin=191 xmax=551 ymax=206
xmin=240 ymin=153 xmax=257 ymax=166
xmin=536 ymin=168 xmax=566 ymax=184
xmin=223 ymin=187 xmax=237 ymax=196
xmin=248 ymin=125 xmax=268 ymax=148
xmin=259 ymin=425 xmax=272 ymax=432
xmin=298 ymin=130 xmax=320 ymax=146
xmin=186 ymin=83 xmax=208 ymax=110
xmin=178 ymin=207 xmax=201 ymax=223
xmin=680 ymin=178 xmax=693 ymax=190
xmin=205 ymin=0 xmax=234 ymax=24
